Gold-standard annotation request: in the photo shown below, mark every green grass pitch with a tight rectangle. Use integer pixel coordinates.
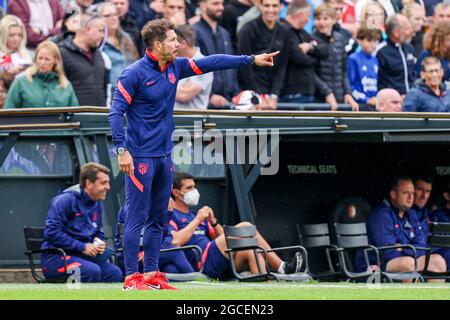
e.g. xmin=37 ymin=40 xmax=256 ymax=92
xmin=1 ymin=281 xmax=450 ymax=300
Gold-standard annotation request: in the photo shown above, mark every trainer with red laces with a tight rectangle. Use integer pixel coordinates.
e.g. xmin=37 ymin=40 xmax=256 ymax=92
xmin=123 ymin=271 xmax=178 ymax=290
xmin=123 ymin=272 xmax=150 ymax=290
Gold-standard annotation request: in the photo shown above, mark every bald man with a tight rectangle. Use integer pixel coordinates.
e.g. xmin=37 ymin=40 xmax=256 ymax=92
xmin=376 ymin=88 xmax=403 ymax=112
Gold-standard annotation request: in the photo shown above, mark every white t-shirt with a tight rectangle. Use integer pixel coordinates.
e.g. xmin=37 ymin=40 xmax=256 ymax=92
xmin=174 ymin=48 xmax=213 ymax=110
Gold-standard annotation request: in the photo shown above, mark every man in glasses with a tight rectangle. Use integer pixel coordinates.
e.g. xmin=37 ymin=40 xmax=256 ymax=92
xmin=403 ymin=56 xmax=450 ymax=112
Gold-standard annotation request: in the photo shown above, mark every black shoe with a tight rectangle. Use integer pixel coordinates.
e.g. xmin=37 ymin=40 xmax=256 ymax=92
xmin=284 ymin=252 xmax=303 ymax=274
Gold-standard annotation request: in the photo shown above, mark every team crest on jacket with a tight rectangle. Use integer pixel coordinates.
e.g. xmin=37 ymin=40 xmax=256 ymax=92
xmin=138 ymin=163 xmax=149 ymax=175
xmin=168 ymin=73 xmax=177 ymax=84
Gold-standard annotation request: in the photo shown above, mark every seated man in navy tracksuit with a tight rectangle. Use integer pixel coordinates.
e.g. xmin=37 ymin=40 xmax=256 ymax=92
xmin=358 ymin=176 xmax=446 ymax=281
xmin=41 ymin=163 xmax=122 ymax=283
xmin=429 ymin=181 xmax=450 ymax=270
xmin=169 ymin=171 xmax=303 ymax=280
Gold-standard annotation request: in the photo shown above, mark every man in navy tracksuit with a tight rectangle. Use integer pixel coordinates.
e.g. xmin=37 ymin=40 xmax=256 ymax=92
xmin=411 ymin=176 xmax=434 ymax=233
xmin=108 ymin=18 xmax=278 ymax=290
xmin=41 ymin=163 xmax=123 ymax=283
xmin=357 ymin=177 xmax=446 ymax=280
xmin=429 ymin=181 xmax=450 ymax=271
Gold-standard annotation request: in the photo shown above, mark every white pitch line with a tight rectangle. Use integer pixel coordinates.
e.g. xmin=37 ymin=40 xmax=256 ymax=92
xmin=182 ymin=282 xmax=450 ymax=290
xmin=0 ymin=283 xmax=449 ymax=291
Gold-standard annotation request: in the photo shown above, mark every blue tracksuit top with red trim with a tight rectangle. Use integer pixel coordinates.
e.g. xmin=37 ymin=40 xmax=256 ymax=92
xmin=367 ymin=199 xmax=427 ymax=261
xmin=109 ymin=50 xmax=253 ymax=157
xmin=431 ymin=207 xmax=450 ymax=224
xmin=170 ymin=208 xmax=215 ymax=252
xmin=41 ymin=185 xmax=104 ymax=253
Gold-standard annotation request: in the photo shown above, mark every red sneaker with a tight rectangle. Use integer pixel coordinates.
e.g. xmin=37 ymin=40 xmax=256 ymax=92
xmin=143 ymin=271 xmax=178 ymax=290
xmin=123 ymin=272 xmax=151 ymax=291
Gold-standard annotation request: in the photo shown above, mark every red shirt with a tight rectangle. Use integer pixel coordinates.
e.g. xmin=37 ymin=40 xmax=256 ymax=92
xmin=342 ymin=0 xmax=356 ymax=24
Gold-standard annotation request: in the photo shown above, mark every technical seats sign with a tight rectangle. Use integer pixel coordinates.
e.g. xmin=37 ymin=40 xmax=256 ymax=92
xmin=287 ymin=165 xmax=338 ymax=175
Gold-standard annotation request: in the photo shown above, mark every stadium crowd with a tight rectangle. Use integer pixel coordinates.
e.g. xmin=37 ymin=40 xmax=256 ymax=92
xmin=0 ymin=0 xmax=449 ymax=111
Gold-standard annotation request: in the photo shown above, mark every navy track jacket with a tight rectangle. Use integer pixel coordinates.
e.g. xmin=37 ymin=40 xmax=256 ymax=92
xmin=41 ymin=185 xmax=105 ymax=253
xmin=109 ymin=50 xmax=252 ymax=157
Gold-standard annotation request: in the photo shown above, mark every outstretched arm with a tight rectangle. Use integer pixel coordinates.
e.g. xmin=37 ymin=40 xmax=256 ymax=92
xmin=178 ymin=51 xmax=280 ymax=79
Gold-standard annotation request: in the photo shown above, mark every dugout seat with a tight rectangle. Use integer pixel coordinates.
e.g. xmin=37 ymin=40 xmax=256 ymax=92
xmin=23 ymin=226 xmax=69 ymax=283
xmin=223 ymin=224 xmax=311 ymax=282
xmin=297 ymin=223 xmax=343 ymax=281
xmin=421 ymin=222 xmax=450 ymax=281
xmin=334 ymin=222 xmax=423 ymax=282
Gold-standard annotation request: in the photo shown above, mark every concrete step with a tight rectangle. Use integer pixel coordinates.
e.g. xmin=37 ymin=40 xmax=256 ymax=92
xmin=0 ymin=269 xmax=39 ymax=283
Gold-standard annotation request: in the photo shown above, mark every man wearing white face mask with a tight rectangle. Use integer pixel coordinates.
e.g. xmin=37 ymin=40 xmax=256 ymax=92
xmin=170 ymin=171 xmax=304 ymax=280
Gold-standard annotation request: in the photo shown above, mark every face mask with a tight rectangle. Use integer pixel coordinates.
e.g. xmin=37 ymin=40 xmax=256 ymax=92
xmin=182 ymin=189 xmax=200 ymax=207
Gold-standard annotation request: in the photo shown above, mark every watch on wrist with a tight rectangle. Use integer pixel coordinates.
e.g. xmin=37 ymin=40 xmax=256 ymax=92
xmin=211 ymin=219 xmax=219 ymax=227
xmin=251 ymin=54 xmax=256 ymax=65
xmin=117 ymin=147 xmax=127 ymax=155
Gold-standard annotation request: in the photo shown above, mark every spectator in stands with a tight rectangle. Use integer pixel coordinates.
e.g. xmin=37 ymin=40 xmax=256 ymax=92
xmin=376 ymin=14 xmax=415 ymax=96
xmin=341 ymin=0 xmax=358 ymax=34
xmin=355 ymin=0 xmax=402 ymax=22
xmin=221 ymin=0 xmax=254 ymax=50
xmin=70 ymin=0 xmax=94 ymax=13
xmin=174 ymin=25 xmax=213 ymax=109
xmin=237 ymin=0 xmax=289 ymax=109
xmin=421 ymin=0 xmax=444 ymax=18
xmin=403 ymin=57 xmax=450 ymax=112
xmin=109 ymin=0 xmax=144 ymax=55
xmin=236 ymin=0 xmax=261 ymax=35
xmin=4 ymin=41 xmax=79 ymax=108
xmin=433 ymin=2 xmax=450 ymax=24
xmin=48 ymin=8 xmax=81 ymax=45
xmin=363 ymin=176 xmax=446 ymax=281
xmin=402 ymin=2 xmax=425 ymax=58
xmin=8 ymin=0 xmax=65 ymax=49
xmin=375 ymin=88 xmax=402 ymax=112
xmin=348 ymin=27 xmax=380 ymax=109
xmin=99 ymin=2 xmax=139 ymax=95
xmin=412 ymin=175 xmax=434 ymax=232
xmin=129 ymin=0 xmax=158 ymax=30
xmin=359 ymin=0 xmax=385 ymax=33
xmin=170 ymin=171 xmax=304 ymax=279
xmin=164 ymin=0 xmax=187 ymax=26
xmin=0 ymin=74 xmax=8 ymax=108
xmin=195 ymin=0 xmax=239 ymax=109
xmin=40 ymin=162 xmax=123 ymax=283
xmin=280 ymin=0 xmax=328 ymax=104
xmin=313 ymin=3 xmax=358 ymax=111
xmin=150 ymin=0 xmax=166 ymax=18
xmin=59 ymin=13 xmax=107 ymax=107
xmin=0 ymin=15 xmax=32 ymax=84
xmin=323 ymin=0 xmax=353 ymax=53
xmin=416 ymin=22 xmax=450 ymax=89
